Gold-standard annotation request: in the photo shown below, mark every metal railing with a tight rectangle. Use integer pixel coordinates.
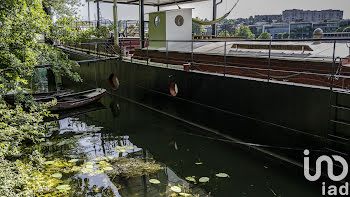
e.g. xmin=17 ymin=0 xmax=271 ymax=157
xmin=114 ymin=38 xmax=350 ymax=91
xmin=61 ymin=42 xmax=119 ymax=59
xmin=60 ymin=37 xmax=350 ymax=91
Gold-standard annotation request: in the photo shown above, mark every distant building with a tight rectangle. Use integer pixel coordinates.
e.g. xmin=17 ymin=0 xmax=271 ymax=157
xmin=289 ymin=23 xmax=313 ymax=39
xmin=312 ymin=22 xmax=339 ymax=33
xmin=282 ymin=9 xmax=343 ymax=22
xmin=254 ymin=15 xmax=282 ymax=23
xmin=249 ymin=24 xmax=264 ymax=37
xmin=264 ymin=24 xmax=290 ymax=39
xmin=323 ymin=32 xmax=350 ymax=38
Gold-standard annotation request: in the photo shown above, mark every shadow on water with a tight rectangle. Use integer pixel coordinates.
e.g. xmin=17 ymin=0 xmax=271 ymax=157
xmin=35 ymin=81 xmax=325 ymax=197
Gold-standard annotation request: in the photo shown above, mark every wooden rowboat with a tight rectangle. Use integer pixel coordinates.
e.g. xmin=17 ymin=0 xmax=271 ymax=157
xmin=37 ymin=88 xmax=107 ymax=111
xmin=4 ymin=90 xmax=73 ymax=105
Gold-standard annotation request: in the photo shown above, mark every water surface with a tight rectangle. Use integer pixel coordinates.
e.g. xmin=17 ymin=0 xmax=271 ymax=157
xmin=42 ymin=87 xmax=322 ymax=197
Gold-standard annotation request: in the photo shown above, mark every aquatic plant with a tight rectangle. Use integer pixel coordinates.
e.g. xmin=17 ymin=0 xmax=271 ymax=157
xmin=100 ymin=157 xmax=163 ymax=178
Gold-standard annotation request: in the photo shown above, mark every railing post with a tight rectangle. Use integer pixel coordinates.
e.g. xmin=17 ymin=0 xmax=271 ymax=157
xmin=146 ymin=38 xmax=149 ymax=66
xmin=104 ymin=43 xmax=107 ymax=59
xmin=267 ymin=38 xmax=272 ymax=82
xmin=130 ymin=40 xmax=133 ymax=63
xmin=224 ymin=41 xmax=227 ymax=76
xmin=330 ymin=40 xmax=337 ymax=91
xmin=166 ymin=40 xmax=168 ymax=68
xmin=191 ymin=40 xmax=194 ymax=70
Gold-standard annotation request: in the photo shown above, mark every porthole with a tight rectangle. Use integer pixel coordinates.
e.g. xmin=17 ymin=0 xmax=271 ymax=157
xmin=169 ymin=82 xmax=178 ymax=97
xmin=108 ymin=74 xmax=119 ymax=90
xmin=175 ymin=15 xmax=184 ymax=26
xmin=155 ymin=16 xmax=160 ymax=27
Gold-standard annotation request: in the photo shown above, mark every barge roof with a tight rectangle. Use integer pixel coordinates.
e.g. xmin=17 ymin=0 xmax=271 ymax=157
xmin=151 ymin=41 xmax=350 ymax=62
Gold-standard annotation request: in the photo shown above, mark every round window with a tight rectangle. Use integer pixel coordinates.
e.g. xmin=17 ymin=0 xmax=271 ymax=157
xmin=175 ymin=15 xmax=184 ymax=26
xmin=154 ymin=16 xmax=160 ymax=27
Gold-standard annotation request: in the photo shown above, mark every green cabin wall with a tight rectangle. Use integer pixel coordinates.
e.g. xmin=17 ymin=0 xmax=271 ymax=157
xmin=149 ymin=12 xmax=166 ymax=48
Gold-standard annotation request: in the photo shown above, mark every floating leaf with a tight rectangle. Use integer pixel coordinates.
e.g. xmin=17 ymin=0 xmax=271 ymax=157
xmin=51 ymin=173 xmax=62 ymax=179
xmin=216 ymin=173 xmax=229 ymax=178
xmin=68 ymin=159 xmax=79 ymax=163
xmin=107 ymin=156 xmax=114 ymax=160
xmin=199 ymin=177 xmax=210 ymax=183
xmin=179 ymin=193 xmax=192 ymax=197
xmin=103 ymin=166 xmax=113 ymax=171
xmin=43 ymin=161 xmax=55 ymax=165
xmin=149 ymin=179 xmax=160 ymax=184
xmin=185 ymin=177 xmax=196 ymax=182
xmin=115 ymin=145 xmax=134 ymax=153
xmin=71 ymin=166 xmax=81 ymax=171
xmin=170 ymin=186 xmax=181 ymax=193
xmin=125 ymin=146 xmax=134 ymax=150
xmin=86 ymin=165 xmax=94 ymax=169
xmin=195 ymin=162 xmax=203 ymax=165
xmin=56 ymin=184 xmax=71 ymax=191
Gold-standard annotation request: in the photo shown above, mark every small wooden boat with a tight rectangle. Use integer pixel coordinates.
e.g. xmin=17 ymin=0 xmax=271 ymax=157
xmin=37 ymin=88 xmax=107 ymax=111
xmin=4 ymin=90 xmax=73 ymax=105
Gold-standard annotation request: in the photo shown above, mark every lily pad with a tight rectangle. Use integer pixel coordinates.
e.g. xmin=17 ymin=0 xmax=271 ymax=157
xmin=107 ymin=156 xmax=114 ymax=160
xmin=85 ymin=165 xmax=94 ymax=169
xmin=43 ymin=161 xmax=55 ymax=165
xmin=216 ymin=173 xmax=229 ymax=178
xmin=51 ymin=173 xmax=62 ymax=179
xmin=103 ymin=166 xmax=113 ymax=171
xmin=149 ymin=179 xmax=161 ymax=184
xmin=185 ymin=176 xmax=196 ymax=182
xmin=68 ymin=159 xmax=79 ymax=163
xmin=56 ymin=184 xmax=71 ymax=191
xmin=115 ymin=145 xmax=134 ymax=152
xmin=199 ymin=177 xmax=210 ymax=183
xmin=179 ymin=193 xmax=192 ymax=197
xmin=170 ymin=186 xmax=182 ymax=193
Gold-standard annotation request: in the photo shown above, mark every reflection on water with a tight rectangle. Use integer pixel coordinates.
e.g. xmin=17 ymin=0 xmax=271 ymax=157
xmin=40 ymin=89 xmax=322 ymax=197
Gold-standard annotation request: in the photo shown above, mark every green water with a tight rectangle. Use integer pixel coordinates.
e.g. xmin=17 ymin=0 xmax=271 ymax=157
xmin=41 ymin=88 xmax=322 ymax=197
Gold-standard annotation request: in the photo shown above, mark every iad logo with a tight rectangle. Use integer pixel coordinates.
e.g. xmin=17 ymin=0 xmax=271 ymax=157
xmin=303 ymin=149 xmax=349 ymax=196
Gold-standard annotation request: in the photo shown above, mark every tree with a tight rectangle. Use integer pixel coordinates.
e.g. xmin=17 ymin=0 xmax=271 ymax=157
xmin=277 ymin=33 xmax=289 ymax=39
xmin=233 ymin=26 xmax=255 ymax=39
xmin=192 ymin=17 xmax=206 ymax=35
xmin=277 ymin=33 xmax=283 ymax=39
xmin=218 ymin=30 xmax=230 ymax=37
xmin=0 ymin=0 xmax=81 ymax=195
xmin=282 ymin=33 xmax=289 ymax=39
xmin=258 ymin=32 xmax=271 ymax=39
xmin=43 ymin=0 xmax=81 ymax=17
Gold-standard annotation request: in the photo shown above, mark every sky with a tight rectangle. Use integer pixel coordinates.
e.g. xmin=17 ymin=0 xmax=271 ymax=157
xmin=78 ymin=0 xmax=350 ymax=21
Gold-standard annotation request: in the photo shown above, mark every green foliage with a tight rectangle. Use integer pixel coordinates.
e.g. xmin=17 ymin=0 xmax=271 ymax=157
xmin=92 ymin=26 xmax=110 ymax=39
xmin=192 ymin=17 xmax=206 ymax=35
xmin=277 ymin=33 xmax=289 ymax=40
xmin=218 ymin=30 xmax=230 ymax=37
xmin=233 ymin=26 xmax=255 ymax=39
xmin=282 ymin=33 xmax=289 ymax=39
xmin=0 ymin=0 xmax=83 ymax=195
xmin=257 ymin=32 xmax=271 ymax=40
xmin=43 ymin=0 xmax=81 ymax=17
